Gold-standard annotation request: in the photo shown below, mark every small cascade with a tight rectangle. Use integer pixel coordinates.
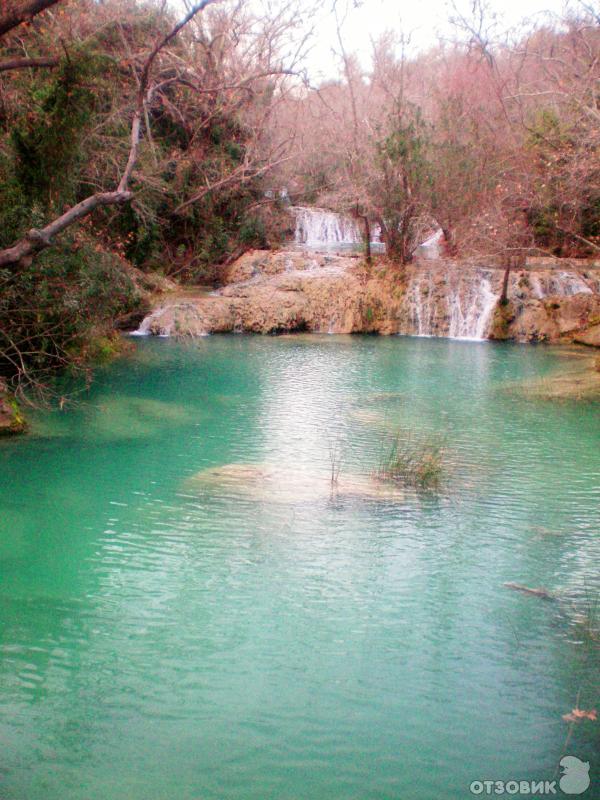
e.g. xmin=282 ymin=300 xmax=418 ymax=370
xmin=448 ymin=271 xmax=498 ymax=340
xmin=292 ymin=206 xmax=385 ymax=251
xmin=131 ymin=307 xmax=171 ymax=337
xmin=529 ymin=271 xmax=599 ymax=298
xmin=131 ymin=303 xmax=210 ymax=337
xmin=292 ymin=206 xmax=362 ymax=248
xmin=403 ymin=271 xmax=436 ymax=337
xmin=400 ymin=264 xmax=600 ymax=341
xmin=415 ymin=229 xmax=444 ymax=260
xmin=400 ymin=267 xmax=500 ymax=341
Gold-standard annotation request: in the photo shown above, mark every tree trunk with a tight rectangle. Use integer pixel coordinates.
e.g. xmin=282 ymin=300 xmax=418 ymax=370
xmin=376 ymin=216 xmax=390 ymax=256
xmin=401 ymin=236 xmax=413 ymax=265
xmin=500 ymin=258 xmax=511 ymax=305
xmin=441 ymin=226 xmax=457 ymax=257
xmin=363 ymin=216 xmax=372 ymax=264
xmin=356 ymin=206 xmax=371 ymax=264
xmin=0 ymin=57 xmax=58 ymax=72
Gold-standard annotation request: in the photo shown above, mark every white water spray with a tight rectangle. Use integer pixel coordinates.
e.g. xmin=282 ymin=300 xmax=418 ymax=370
xmin=529 ymin=271 xmax=598 ymax=298
xmin=130 ymin=307 xmax=170 ymax=337
xmin=401 ymin=267 xmax=500 ymax=340
xmin=292 ymin=206 xmax=362 ymax=248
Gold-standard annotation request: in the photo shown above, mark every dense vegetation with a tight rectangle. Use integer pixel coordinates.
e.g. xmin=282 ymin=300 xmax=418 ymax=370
xmin=0 ymin=0 xmax=598 ymax=396
xmin=274 ymin=3 xmax=600 ymax=263
xmin=0 ymin=0 xmax=301 ymax=394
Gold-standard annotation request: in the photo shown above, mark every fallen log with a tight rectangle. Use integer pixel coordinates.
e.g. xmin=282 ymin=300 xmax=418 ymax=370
xmin=503 ymin=582 xmax=555 ymax=600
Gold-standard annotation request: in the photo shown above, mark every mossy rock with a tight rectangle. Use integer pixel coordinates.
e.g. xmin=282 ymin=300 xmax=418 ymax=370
xmin=0 ymin=389 xmax=27 ymax=436
xmin=488 ymin=301 xmax=515 ymax=340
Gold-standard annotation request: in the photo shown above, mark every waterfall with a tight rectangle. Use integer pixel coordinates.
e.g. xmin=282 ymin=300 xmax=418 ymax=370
xmin=292 ymin=206 xmax=362 ymax=248
xmin=529 ymin=271 xmax=599 ymax=298
xmin=400 ymin=267 xmax=500 ymax=341
xmin=130 ymin=303 xmax=210 ymax=337
xmin=130 ymin=307 xmax=170 ymax=337
xmin=400 ymin=264 xmax=600 ymax=341
xmin=403 ymin=271 xmax=436 ymax=337
xmin=415 ymin=229 xmax=443 ymax=260
xmin=292 ymin=206 xmax=385 ymax=249
xmin=448 ymin=271 xmax=498 ymax=340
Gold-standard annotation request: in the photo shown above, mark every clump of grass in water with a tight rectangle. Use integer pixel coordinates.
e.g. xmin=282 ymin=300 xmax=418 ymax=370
xmin=374 ymin=431 xmax=445 ymax=491
xmin=327 ymin=424 xmax=346 ymax=490
xmin=567 ymin=587 xmax=600 ymax=647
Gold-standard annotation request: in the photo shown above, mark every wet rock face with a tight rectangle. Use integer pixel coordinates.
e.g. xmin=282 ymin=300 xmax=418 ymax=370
xmin=135 ymin=250 xmax=600 ymax=346
xmin=490 ymin=270 xmax=600 ymax=344
xmin=137 ymin=250 xmax=404 ymax=337
xmin=0 ymin=380 xmax=26 ymax=436
xmin=508 ymin=295 xmax=600 ymax=343
xmin=574 ymin=324 xmax=600 ymax=348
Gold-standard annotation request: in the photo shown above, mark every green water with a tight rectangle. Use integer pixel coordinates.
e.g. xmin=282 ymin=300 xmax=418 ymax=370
xmin=0 ymin=336 xmax=598 ymax=800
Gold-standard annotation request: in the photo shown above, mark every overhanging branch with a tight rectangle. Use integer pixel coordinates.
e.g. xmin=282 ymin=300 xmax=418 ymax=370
xmin=0 ymin=0 xmax=62 ymax=39
xmin=0 ymin=56 xmax=59 ymax=72
xmin=0 ymin=0 xmax=220 ymax=268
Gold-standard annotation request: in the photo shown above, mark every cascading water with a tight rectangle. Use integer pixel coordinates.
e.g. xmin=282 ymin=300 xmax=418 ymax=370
xmin=400 ymin=264 xmax=600 ymax=341
xmin=529 ymin=271 xmax=600 ymax=298
xmin=292 ymin=206 xmax=362 ymax=248
xmin=130 ymin=201 xmax=600 ymax=342
xmin=448 ymin=271 xmax=498 ymax=340
xmin=415 ymin=229 xmax=444 ymax=260
xmin=131 ymin=307 xmax=170 ymax=337
xmin=131 ymin=303 xmax=210 ymax=337
xmin=292 ymin=206 xmax=383 ymax=250
xmin=400 ymin=267 xmax=501 ymax=341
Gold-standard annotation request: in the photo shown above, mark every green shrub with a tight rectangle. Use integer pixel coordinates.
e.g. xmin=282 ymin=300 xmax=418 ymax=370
xmin=11 ymin=53 xmax=107 ymax=206
xmin=239 ymin=217 xmax=267 ymax=247
xmin=0 ymin=238 xmax=144 ymax=394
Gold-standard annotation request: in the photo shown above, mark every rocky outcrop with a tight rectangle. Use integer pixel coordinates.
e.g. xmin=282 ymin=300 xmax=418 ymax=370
xmin=488 ymin=266 xmax=600 ymax=344
xmin=136 ymin=251 xmax=404 ymax=336
xmin=574 ymin=324 xmax=600 ymax=347
xmin=489 ymin=294 xmax=600 ymax=344
xmin=0 ymin=379 xmax=26 ymax=436
xmin=134 ymin=249 xmax=600 ymax=346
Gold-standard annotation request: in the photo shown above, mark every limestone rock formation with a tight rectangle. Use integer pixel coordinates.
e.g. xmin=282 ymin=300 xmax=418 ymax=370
xmin=133 ymin=249 xmax=600 ymax=346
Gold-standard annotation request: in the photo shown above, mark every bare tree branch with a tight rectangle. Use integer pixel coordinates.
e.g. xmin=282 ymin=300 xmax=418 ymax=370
xmin=0 ymin=191 xmax=132 ymax=267
xmin=0 ymin=0 xmax=221 ymax=269
xmin=556 ymin=227 xmax=600 ymax=255
xmin=173 ymin=155 xmax=292 ymax=213
xmin=0 ymin=56 xmax=58 ymax=72
xmin=0 ymin=0 xmax=62 ymax=39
